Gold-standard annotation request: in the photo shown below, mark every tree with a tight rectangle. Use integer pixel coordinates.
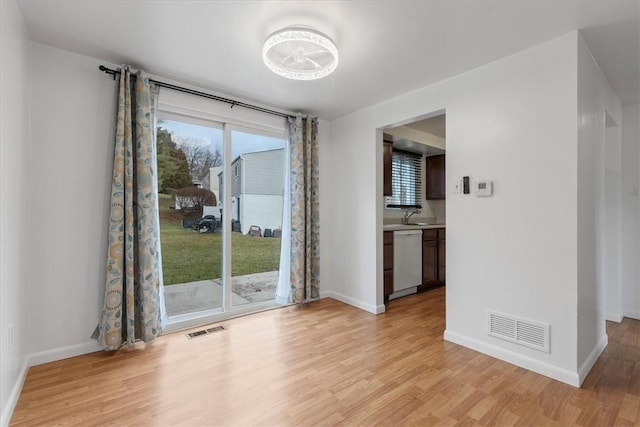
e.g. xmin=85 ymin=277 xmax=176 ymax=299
xmin=174 ymin=187 xmax=217 ymax=215
xmin=164 ymin=149 xmax=192 ymax=190
xmin=174 ymin=136 xmax=222 ymax=181
xmin=156 ymin=126 xmax=192 ymax=192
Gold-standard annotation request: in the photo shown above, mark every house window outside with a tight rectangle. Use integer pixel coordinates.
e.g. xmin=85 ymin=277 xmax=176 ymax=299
xmin=388 ymin=150 xmax=422 ymax=208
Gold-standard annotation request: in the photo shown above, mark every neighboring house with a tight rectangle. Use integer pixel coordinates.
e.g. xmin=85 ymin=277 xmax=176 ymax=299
xmin=202 ymin=166 xmax=223 ymax=221
xmin=202 ymin=166 xmax=222 ymax=199
xmin=218 ymin=148 xmax=284 ymax=235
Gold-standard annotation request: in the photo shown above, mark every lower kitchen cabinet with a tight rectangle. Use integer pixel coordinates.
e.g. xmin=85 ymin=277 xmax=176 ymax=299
xmin=422 ymin=236 xmax=437 ymax=283
xmin=438 ymin=229 xmax=446 ymax=281
xmin=383 ymin=231 xmax=393 ymax=299
xmin=421 ymin=228 xmax=445 ymax=289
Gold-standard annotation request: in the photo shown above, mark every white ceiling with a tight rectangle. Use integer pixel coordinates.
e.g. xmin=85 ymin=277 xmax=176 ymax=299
xmin=406 ymin=115 xmax=446 ymax=139
xmin=16 ymin=1 xmax=639 ymax=120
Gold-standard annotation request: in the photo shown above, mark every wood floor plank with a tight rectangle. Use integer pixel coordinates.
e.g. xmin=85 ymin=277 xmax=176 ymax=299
xmin=10 ymin=287 xmax=640 ymax=426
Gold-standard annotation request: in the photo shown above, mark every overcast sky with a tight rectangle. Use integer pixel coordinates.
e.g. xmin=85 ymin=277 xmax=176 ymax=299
xmin=160 ymin=118 xmax=285 ymax=159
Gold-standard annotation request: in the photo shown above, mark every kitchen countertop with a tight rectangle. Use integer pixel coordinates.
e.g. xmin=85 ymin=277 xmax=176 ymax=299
xmin=383 ymin=223 xmax=445 ymax=231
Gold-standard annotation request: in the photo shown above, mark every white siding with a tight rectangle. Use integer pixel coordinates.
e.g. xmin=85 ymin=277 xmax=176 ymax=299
xmin=242 ymin=149 xmax=284 ymax=195
xmin=231 ymin=157 xmax=242 ymax=197
xmin=239 ymin=195 xmax=284 ymax=235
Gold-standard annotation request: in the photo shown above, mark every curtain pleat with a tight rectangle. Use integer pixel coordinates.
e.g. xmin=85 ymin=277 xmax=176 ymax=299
xmin=288 ymin=115 xmax=320 ymax=303
xmin=94 ymin=65 xmax=166 ymax=351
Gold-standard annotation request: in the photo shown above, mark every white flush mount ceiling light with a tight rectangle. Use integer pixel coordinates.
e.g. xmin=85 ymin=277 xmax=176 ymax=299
xmin=262 ymin=26 xmax=339 ymax=81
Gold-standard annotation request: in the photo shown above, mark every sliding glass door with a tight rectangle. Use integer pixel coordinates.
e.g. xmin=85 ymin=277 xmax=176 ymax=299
xmin=155 ymin=114 xmax=287 ymax=328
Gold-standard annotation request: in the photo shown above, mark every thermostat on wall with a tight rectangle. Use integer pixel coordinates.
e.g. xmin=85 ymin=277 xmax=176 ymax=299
xmin=475 ymin=180 xmax=493 ymax=197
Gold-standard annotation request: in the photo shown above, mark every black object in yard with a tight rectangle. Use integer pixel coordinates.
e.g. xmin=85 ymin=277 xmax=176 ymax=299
xmin=264 ymin=228 xmax=272 ymax=238
xmin=248 ymin=225 xmax=262 ymax=237
xmin=194 ymin=215 xmax=217 ymax=233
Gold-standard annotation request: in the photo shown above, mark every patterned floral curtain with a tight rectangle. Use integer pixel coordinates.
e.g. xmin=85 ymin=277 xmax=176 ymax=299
xmin=94 ymin=66 xmax=166 ymax=350
xmin=288 ymin=115 xmax=320 ymax=303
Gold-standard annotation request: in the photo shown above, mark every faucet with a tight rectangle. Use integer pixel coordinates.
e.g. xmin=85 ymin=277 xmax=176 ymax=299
xmin=402 ymin=208 xmax=421 ymax=225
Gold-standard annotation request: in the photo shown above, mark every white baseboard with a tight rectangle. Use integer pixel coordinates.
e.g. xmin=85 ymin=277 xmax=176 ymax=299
xmin=606 ymin=312 xmax=623 ymax=323
xmin=578 ymin=334 xmax=608 ymax=386
xmin=320 ymin=290 xmax=385 ymax=314
xmin=444 ymin=329 xmax=580 ymax=387
xmin=28 ymin=340 xmax=101 ymax=367
xmin=623 ymin=311 xmax=640 ymax=320
xmin=0 ymin=358 xmax=29 ymax=427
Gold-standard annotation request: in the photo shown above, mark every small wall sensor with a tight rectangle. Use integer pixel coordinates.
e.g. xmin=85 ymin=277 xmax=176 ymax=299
xmin=476 ymin=180 xmax=493 ymax=197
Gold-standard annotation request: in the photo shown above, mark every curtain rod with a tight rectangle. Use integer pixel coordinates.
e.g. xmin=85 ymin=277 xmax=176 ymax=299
xmin=98 ymin=65 xmax=296 ymax=119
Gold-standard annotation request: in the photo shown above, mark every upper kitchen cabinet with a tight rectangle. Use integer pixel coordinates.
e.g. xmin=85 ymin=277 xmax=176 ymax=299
xmin=383 ymin=141 xmax=393 ymax=196
xmin=426 ymin=154 xmax=445 ymax=200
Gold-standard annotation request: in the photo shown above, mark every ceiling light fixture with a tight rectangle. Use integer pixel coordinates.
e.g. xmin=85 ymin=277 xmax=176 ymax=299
xmin=262 ymin=26 xmax=339 ymax=81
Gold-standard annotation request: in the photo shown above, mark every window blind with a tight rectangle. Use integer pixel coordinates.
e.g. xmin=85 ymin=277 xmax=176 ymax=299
xmin=387 ymin=150 xmax=422 ymax=208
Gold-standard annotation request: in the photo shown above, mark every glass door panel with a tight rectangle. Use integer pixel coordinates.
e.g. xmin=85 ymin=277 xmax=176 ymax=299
xmin=156 ymin=117 xmax=224 ymax=316
xmin=229 ymin=129 xmax=286 ymax=307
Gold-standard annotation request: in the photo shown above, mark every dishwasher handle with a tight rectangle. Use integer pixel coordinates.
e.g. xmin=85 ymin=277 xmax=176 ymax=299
xmin=394 ymin=230 xmax=423 ymax=237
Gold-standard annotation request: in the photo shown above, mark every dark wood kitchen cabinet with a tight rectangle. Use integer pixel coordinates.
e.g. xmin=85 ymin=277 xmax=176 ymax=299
xmin=383 ymin=141 xmax=393 ymax=196
xmin=422 ymin=229 xmax=438 ymax=283
xmin=421 ymin=228 xmax=445 ymax=289
xmin=437 ymin=228 xmax=446 ymax=281
xmin=383 ymin=231 xmax=393 ymax=300
xmin=425 ymin=154 xmax=445 ymax=200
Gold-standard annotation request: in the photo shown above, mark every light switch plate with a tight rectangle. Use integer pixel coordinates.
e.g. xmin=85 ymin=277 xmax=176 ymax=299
xmin=453 ymin=178 xmax=462 ymax=194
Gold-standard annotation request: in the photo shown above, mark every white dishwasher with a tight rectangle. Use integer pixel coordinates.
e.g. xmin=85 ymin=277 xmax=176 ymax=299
xmin=393 ymin=230 xmax=423 ymax=293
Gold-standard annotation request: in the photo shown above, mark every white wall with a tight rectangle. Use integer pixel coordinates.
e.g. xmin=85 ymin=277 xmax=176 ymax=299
xmin=24 ymin=43 xmax=335 ymax=364
xmin=326 ymin=33 xmax=585 ymax=384
xmin=0 ymin=1 xmax=31 ymax=424
xmin=576 ymin=34 xmax=622 ymax=376
xmin=27 ymin=43 xmax=116 ymax=358
xmin=317 ymin=119 xmax=331 ymax=304
xmin=621 ymin=103 xmax=640 ymax=319
xmin=604 ymin=120 xmax=622 ymax=322
xmin=239 ymin=194 xmax=283 ymax=235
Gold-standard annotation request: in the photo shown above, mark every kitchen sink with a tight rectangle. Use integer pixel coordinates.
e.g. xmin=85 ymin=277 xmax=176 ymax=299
xmin=383 ymin=223 xmax=432 ymax=230
xmin=383 ymin=224 xmax=407 ymax=229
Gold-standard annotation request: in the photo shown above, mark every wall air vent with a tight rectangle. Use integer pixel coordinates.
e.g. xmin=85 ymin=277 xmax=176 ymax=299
xmin=487 ymin=311 xmax=550 ymax=353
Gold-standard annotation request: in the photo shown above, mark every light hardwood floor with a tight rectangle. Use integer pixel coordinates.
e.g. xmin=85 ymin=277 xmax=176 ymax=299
xmin=11 ymin=287 xmax=640 ymax=426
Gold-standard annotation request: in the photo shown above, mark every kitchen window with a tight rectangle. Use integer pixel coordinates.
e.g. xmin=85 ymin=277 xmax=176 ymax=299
xmin=387 ymin=149 xmax=422 ymax=208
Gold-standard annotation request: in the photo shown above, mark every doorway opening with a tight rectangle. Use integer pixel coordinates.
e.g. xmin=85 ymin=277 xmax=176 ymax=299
xmin=380 ymin=110 xmax=447 ymax=306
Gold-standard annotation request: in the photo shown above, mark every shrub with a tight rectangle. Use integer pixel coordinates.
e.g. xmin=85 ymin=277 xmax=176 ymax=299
xmin=174 ymin=187 xmax=217 ymax=217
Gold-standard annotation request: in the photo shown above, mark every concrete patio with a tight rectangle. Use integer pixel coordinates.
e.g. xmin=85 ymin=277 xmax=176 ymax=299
xmin=164 ymin=270 xmax=279 ymax=316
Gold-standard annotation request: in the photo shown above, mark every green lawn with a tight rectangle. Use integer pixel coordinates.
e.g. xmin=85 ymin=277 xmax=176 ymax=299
xmin=158 ymin=193 xmax=174 ymax=210
xmin=159 ymin=219 xmax=281 ymax=285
